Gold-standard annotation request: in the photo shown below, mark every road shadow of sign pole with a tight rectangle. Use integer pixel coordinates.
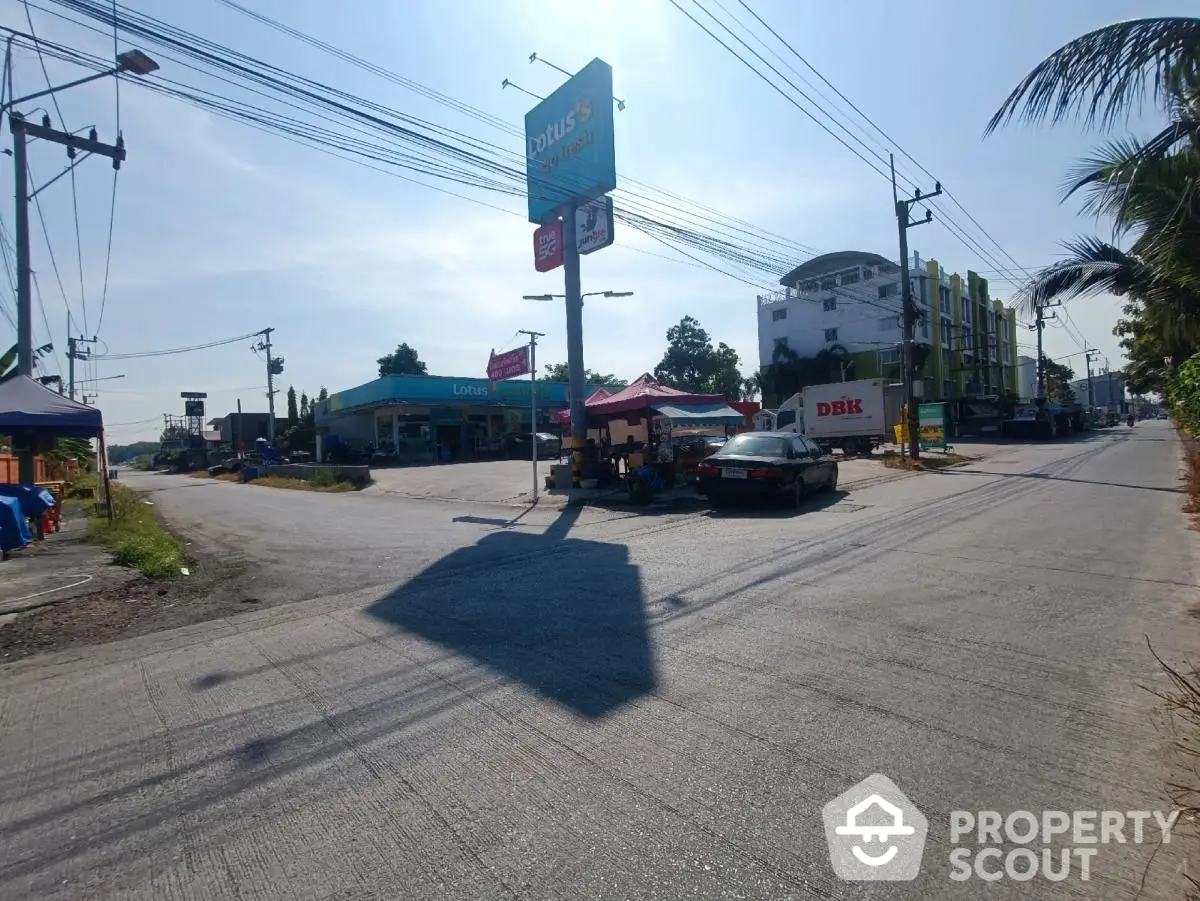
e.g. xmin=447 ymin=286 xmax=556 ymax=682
xmin=366 ymin=506 xmax=657 ymax=718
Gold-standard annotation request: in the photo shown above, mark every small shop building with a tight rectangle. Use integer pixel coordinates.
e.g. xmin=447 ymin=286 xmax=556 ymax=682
xmin=313 ymin=374 xmax=602 ymax=463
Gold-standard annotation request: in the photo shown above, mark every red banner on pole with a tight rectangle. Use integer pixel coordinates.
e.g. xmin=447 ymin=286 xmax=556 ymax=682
xmin=487 ymin=345 xmax=531 ymax=381
xmin=533 ymin=220 xmax=564 ymax=272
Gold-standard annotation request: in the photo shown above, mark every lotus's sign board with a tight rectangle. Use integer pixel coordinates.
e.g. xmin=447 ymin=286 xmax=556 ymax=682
xmin=524 ymin=58 xmax=616 ymax=224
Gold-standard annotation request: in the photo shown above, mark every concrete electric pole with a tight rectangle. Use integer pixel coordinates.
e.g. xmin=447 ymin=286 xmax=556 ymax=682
xmin=67 ymin=333 xmax=98 ymax=401
xmin=1085 ymin=348 xmax=1099 ymax=414
xmin=891 ymin=154 xmax=941 ymax=460
xmin=6 ymin=48 xmax=159 ymax=484
xmin=517 ymin=329 xmax=545 ymax=502
xmin=253 ymin=328 xmax=282 ymax=442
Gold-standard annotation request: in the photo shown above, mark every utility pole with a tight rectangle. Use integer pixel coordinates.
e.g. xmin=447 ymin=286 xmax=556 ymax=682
xmin=252 ymin=328 xmax=282 ymax=442
xmin=1033 ymin=303 xmax=1057 ymax=401
xmin=237 ymin=398 xmax=245 ymax=459
xmin=1105 ymin=356 xmax=1117 ymax=412
xmin=67 ymin=333 xmax=98 ymax=401
xmin=11 ymin=114 xmax=126 ymax=483
xmin=1085 ymin=349 xmax=1099 ymax=414
xmin=891 ymin=153 xmax=941 ymax=460
xmin=518 ymin=329 xmax=545 ymax=502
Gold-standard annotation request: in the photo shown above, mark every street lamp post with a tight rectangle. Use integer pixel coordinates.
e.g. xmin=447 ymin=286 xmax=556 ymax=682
xmin=522 ymin=290 xmax=634 ymax=306
xmin=8 ymin=48 xmax=158 ymax=484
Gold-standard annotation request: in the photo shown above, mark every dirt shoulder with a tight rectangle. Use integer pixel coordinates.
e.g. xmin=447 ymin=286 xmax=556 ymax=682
xmin=0 ymin=511 xmax=261 ymax=664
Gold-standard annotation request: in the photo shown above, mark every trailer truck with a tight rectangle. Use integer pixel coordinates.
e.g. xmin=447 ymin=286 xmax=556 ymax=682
xmin=766 ymin=378 xmax=905 ymax=454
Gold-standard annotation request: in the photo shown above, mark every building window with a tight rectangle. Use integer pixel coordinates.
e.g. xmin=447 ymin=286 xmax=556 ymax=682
xmin=917 ymin=277 xmax=928 ymax=305
xmin=772 ymin=307 xmax=787 ymax=321
xmin=823 ymin=296 xmax=837 ymax=312
xmin=774 ymin=337 xmax=789 ymax=354
xmin=824 ymin=328 xmax=838 ymax=343
xmin=878 ymin=348 xmax=899 ymax=365
xmin=841 ymin=270 xmax=860 ymax=285
xmin=862 ymin=266 xmax=874 ymax=280
xmin=941 ymin=318 xmax=953 ymax=348
xmin=920 ymin=315 xmax=929 ymax=339
xmin=797 ymin=279 xmax=818 ymax=293
xmin=878 ymin=283 xmax=899 ymax=299
xmin=820 ymin=277 xmax=837 ymax=291
xmin=944 ymin=379 xmax=955 ymax=398
xmin=880 ymin=315 xmax=897 ymax=331
xmin=940 ymin=285 xmax=951 ymax=308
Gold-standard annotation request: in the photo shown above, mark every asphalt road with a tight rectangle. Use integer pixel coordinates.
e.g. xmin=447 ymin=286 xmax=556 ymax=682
xmin=0 ymin=423 xmax=1195 ymax=899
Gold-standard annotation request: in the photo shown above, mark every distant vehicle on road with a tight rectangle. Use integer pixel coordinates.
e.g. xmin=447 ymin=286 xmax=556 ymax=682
xmin=502 ymin=432 xmax=561 ymax=459
xmin=695 ymin=431 xmax=837 ymax=507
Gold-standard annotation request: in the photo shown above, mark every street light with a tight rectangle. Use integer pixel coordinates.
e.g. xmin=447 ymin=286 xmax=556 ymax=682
xmin=3 ymin=48 xmax=160 ymax=113
xmin=522 ymin=290 xmax=634 ymax=304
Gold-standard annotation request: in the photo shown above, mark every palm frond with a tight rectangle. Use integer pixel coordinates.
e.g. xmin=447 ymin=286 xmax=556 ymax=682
xmin=985 ymin=17 xmax=1200 ymax=135
xmin=1015 ymin=237 xmax=1147 ymax=315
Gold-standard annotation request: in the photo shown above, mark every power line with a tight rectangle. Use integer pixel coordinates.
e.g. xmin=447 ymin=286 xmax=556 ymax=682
xmin=92 ymin=329 xmax=266 ymax=360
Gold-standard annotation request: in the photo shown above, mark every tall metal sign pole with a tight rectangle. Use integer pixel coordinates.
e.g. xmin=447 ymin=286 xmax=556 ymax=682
xmin=891 ymin=154 xmax=941 ymax=460
xmin=521 ymin=57 xmax=617 ymax=488
xmin=518 ymin=329 xmax=545 ymax=501
xmin=563 ymin=207 xmax=586 ymax=487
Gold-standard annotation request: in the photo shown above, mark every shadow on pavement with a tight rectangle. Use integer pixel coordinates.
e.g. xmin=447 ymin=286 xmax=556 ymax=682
xmin=366 ymin=505 xmax=657 ymax=719
xmin=934 ymin=468 xmax=1183 ymax=494
xmin=701 ymin=489 xmax=850 ymax=519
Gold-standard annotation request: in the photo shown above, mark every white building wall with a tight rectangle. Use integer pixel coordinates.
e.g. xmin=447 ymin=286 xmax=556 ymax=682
xmin=757 ymin=260 xmax=912 ymax=367
xmin=1016 ymin=355 xmax=1037 ymax=401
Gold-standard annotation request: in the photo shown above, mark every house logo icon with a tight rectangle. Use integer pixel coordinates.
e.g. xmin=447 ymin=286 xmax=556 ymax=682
xmin=822 ymin=774 xmax=927 ymax=881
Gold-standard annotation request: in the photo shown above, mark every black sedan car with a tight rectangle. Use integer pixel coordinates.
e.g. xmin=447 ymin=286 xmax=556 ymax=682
xmin=695 ymin=431 xmax=838 ymax=506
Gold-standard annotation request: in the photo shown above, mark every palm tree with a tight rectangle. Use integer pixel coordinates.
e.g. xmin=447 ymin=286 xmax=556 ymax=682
xmin=985 ymin=17 xmax=1200 ymax=142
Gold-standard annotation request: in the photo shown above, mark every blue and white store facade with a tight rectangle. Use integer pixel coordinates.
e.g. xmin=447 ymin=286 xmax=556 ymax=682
xmin=314 ymin=374 xmax=601 ymax=463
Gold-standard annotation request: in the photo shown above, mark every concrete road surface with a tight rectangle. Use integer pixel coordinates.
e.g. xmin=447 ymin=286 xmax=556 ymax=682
xmin=1 ymin=423 xmax=1196 ymax=898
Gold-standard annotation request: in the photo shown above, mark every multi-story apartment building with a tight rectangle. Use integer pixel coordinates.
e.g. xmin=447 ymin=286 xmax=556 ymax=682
xmin=757 ymin=249 xmax=1020 ymax=404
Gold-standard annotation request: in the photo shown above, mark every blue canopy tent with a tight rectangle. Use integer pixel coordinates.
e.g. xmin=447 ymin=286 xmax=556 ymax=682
xmin=0 ymin=374 xmax=103 ymax=437
xmin=0 ymin=376 xmax=108 ymax=549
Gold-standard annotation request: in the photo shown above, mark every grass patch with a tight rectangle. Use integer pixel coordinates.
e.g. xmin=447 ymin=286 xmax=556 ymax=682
xmin=881 ymin=452 xmax=970 ymax=472
xmin=87 ymin=482 xmax=186 ymax=578
xmin=250 ymin=473 xmax=362 ymax=492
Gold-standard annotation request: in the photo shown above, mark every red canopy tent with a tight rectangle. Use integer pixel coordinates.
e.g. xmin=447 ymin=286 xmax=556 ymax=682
xmin=585 ymin=373 xmax=725 ymax=418
xmin=553 ymin=387 xmax=613 ymax=423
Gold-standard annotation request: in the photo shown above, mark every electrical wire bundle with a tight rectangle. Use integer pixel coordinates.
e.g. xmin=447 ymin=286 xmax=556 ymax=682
xmin=14 ymin=0 xmax=1097 ymax=358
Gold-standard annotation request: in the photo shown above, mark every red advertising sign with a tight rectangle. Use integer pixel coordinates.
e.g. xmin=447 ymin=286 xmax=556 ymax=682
xmin=533 ymin=220 xmax=564 ymax=272
xmin=816 ymin=399 xmax=864 ymax=416
xmin=487 ymin=345 xmax=531 ymax=381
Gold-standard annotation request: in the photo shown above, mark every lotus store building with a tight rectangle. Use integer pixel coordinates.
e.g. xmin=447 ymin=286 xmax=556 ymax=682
xmin=313 ymin=374 xmax=600 ymax=463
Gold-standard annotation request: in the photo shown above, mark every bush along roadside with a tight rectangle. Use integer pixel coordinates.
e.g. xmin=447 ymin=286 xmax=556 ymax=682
xmin=86 ymin=482 xmax=187 ymax=578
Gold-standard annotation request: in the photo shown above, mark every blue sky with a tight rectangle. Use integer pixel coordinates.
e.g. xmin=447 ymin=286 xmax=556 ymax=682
xmin=1 ymin=0 xmax=1189 ymax=442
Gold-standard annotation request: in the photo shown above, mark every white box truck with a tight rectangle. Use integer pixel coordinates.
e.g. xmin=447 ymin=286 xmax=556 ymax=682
xmin=770 ymin=378 xmax=905 ymax=454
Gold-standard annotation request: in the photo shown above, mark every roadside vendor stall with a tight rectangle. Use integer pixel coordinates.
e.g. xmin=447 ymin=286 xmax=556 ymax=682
xmin=555 ymin=374 xmax=745 ymax=500
xmin=0 ymin=375 xmax=105 ymax=556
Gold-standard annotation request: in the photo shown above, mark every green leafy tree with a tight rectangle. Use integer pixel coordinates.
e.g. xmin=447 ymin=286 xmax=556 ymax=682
xmin=1042 ymin=356 xmax=1077 ymax=405
xmin=377 ymin=343 xmax=428 ymax=377
xmin=107 ymin=441 xmax=158 ymax=464
xmin=1 ymin=342 xmax=54 ymax=382
xmin=709 ymin=342 xmax=743 ymax=401
xmin=988 ymin=17 xmax=1200 ymax=427
xmin=654 ymin=316 xmax=719 ymax=393
xmin=286 ymin=385 xmax=299 ymax=428
xmin=542 ymin=363 xmax=626 ymax=388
